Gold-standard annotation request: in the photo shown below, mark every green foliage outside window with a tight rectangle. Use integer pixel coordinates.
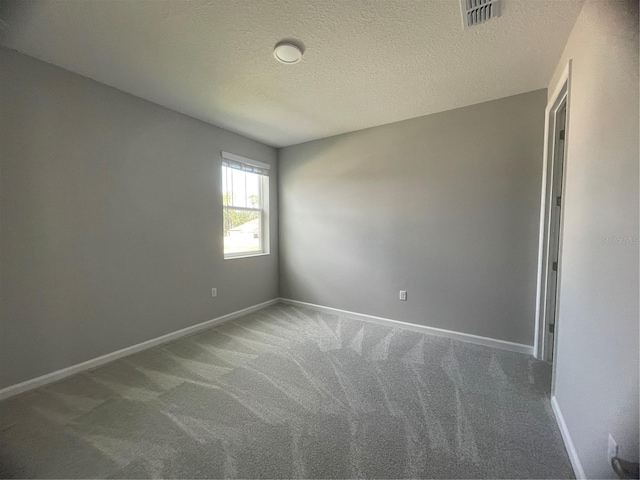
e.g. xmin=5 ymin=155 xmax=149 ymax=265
xmin=223 ymin=193 xmax=259 ymax=236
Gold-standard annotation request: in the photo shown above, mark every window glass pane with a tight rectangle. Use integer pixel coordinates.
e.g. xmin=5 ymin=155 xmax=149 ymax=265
xmin=222 ymin=160 xmax=267 ymax=258
xmin=245 ymin=171 xmax=260 ymax=208
xmin=222 ymin=165 xmax=262 ymax=208
xmin=222 ymin=166 xmax=229 ymax=206
xmin=223 ymin=208 xmax=261 ymax=255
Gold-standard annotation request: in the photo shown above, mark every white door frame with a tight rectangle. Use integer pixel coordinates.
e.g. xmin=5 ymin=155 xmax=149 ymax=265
xmin=534 ymin=60 xmax=572 ymax=363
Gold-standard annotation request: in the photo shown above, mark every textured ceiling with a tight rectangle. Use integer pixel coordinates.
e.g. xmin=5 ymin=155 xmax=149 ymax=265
xmin=0 ymin=0 xmax=583 ymax=147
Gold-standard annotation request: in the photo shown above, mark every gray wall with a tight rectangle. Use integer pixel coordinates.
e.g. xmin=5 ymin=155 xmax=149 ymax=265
xmin=548 ymin=1 xmax=639 ymax=477
xmin=279 ymin=90 xmax=547 ymax=346
xmin=0 ymin=48 xmax=278 ymax=390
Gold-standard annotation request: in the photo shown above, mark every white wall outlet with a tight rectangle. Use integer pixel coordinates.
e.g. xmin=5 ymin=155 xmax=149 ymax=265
xmin=211 ymin=288 xmax=217 ymax=298
xmin=399 ymin=290 xmax=407 ymax=301
xmin=607 ymin=433 xmax=618 ymax=464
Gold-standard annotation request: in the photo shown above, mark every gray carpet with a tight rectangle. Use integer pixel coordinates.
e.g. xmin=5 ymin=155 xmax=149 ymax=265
xmin=0 ymin=303 xmax=574 ymax=479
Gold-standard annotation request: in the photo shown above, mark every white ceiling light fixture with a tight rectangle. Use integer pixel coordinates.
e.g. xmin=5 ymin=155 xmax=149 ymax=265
xmin=273 ymin=41 xmax=303 ymax=64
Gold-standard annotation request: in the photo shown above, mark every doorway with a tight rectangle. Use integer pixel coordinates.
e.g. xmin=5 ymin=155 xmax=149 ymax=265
xmin=534 ymin=62 xmax=571 ymax=363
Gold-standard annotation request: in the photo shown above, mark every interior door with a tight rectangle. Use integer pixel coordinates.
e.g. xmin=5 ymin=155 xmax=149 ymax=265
xmin=545 ymin=102 xmax=567 ymax=362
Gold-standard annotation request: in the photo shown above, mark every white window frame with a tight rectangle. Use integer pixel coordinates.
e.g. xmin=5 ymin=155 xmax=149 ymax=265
xmin=221 ymin=151 xmax=270 ymax=259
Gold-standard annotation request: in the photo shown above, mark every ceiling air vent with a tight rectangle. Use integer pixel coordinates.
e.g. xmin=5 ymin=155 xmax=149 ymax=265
xmin=461 ymin=0 xmax=501 ymax=28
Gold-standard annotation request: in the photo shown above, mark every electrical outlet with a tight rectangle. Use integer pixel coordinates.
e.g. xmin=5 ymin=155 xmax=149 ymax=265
xmin=608 ymin=433 xmax=618 ymax=464
xmin=211 ymin=288 xmax=217 ymax=298
xmin=399 ymin=290 xmax=407 ymax=301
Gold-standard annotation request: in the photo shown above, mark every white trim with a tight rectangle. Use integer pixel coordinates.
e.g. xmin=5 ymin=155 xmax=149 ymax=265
xmin=223 ymin=252 xmax=270 ymax=260
xmin=280 ymin=298 xmax=534 ymax=355
xmin=534 ymin=60 xmax=572 ymax=361
xmin=551 ymin=395 xmax=585 ymax=479
xmin=221 ymin=151 xmax=271 ymax=170
xmin=0 ymin=298 xmax=279 ymax=401
xmin=223 ymin=205 xmax=261 ymax=213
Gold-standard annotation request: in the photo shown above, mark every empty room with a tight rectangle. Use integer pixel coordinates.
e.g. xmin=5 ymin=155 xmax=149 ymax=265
xmin=0 ymin=0 xmax=638 ymax=479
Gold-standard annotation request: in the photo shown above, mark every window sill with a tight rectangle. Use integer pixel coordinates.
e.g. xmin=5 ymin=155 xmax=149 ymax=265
xmin=224 ymin=252 xmax=270 ymax=260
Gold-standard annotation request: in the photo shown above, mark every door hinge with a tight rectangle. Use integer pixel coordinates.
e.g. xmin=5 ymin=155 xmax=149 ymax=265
xmin=559 ymin=129 xmax=565 ymax=140
xmin=549 ymin=323 xmax=555 ymax=334
xmin=556 ymin=196 xmax=562 ymax=207
xmin=552 ymin=261 xmax=558 ymax=271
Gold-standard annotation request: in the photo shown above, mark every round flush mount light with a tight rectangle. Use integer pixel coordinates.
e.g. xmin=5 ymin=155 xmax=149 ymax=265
xmin=273 ymin=41 xmax=303 ymax=64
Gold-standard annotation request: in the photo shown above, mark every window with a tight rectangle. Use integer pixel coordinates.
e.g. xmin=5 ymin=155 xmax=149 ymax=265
xmin=221 ymin=151 xmax=270 ymax=258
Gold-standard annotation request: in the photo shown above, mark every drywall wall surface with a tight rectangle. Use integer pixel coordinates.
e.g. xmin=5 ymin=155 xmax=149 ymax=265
xmin=547 ymin=1 xmax=639 ymax=478
xmin=279 ymin=89 xmax=547 ymax=345
xmin=0 ymin=48 xmax=278 ymax=389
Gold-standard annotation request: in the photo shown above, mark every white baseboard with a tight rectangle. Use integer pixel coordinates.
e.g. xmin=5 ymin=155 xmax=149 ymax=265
xmin=0 ymin=298 xmax=279 ymax=401
xmin=0 ymin=297 xmax=533 ymax=401
xmin=279 ymin=298 xmax=534 ymax=356
xmin=551 ymin=395 xmax=585 ymax=479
